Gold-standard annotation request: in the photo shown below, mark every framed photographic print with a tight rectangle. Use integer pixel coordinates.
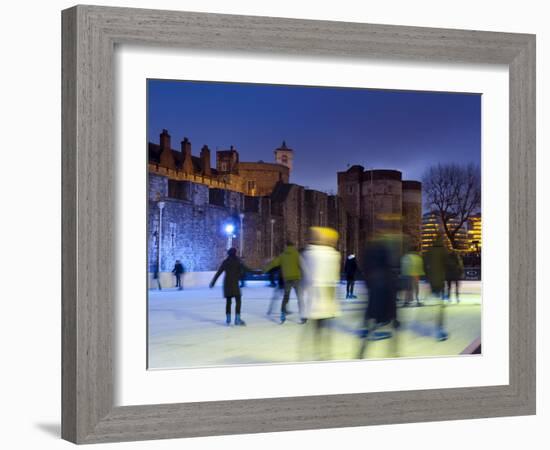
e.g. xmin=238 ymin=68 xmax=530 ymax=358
xmin=62 ymin=5 xmax=535 ymax=444
xmin=145 ymin=80 xmax=482 ymax=370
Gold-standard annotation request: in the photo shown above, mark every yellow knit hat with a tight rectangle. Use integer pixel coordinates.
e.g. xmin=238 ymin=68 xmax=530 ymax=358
xmin=309 ymin=226 xmax=339 ymax=247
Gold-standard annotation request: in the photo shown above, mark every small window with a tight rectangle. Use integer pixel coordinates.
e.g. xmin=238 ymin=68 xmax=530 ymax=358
xmin=247 ymin=180 xmax=256 ymax=192
xmin=168 ymin=180 xmax=187 ymax=200
xmin=281 ymin=154 xmax=288 ymax=164
xmin=220 ymin=162 xmax=228 ymax=172
xmin=348 ymin=185 xmax=354 ymax=194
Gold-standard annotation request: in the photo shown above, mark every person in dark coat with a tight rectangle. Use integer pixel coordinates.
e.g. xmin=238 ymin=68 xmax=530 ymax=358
xmin=210 ymin=248 xmax=252 ymax=326
xmin=344 ymin=254 xmax=358 ymax=299
xmin=424 ymin=236 xmax=449 ymax=341
xmin=357 ymin=236 xmax=399 ymax=358
xmin=424 ymin=237 xmax=447 ymax=297
xmin=171 ymin=260 xmax=185 ymax=290
xmin=445 ymin=251 xmax=464 ymax=303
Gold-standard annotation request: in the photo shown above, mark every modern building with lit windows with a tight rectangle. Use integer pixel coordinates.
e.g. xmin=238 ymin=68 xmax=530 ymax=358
xmin=467 ymin=213 xmax=482 ymax=253
xmin=421 ymin=212 xmax=469 ymax=253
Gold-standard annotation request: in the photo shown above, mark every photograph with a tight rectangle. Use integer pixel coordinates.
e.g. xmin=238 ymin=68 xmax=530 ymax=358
xmin=146 ymin=80 xmax=482 ymax=369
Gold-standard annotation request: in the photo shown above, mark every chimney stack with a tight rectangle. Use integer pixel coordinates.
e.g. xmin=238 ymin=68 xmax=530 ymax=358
xmin=200 ymin=145 xmax=211 ymax=176
xmin=159 ymin=129 xmax=171 ymax=151
xmin=159 ymin=129 xmax=175 ymax=169
xmin=181 ymin=137 xmax=194 ymax=173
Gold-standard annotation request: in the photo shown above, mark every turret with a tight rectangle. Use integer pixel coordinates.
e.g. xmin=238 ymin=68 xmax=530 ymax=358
xmin=274 ymin=141 xmax=294 ymax=171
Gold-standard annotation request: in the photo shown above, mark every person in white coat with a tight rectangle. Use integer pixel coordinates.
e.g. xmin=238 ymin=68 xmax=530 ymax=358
xmin=300 ymin=226 xmax=341 ymax=360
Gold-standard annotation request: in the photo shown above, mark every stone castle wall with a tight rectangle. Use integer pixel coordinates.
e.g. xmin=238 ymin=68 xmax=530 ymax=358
xmin=149 ymin=164 xmax=421 ymax=285
xmin=148 ymin=174 xmax=350 ymax=279
xmin=148 ymin=198 xmax=230 ymax=273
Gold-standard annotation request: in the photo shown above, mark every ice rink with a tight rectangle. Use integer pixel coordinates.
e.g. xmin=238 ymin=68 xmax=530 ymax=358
xmin=148 ymin=280 xmax=482 ymax=369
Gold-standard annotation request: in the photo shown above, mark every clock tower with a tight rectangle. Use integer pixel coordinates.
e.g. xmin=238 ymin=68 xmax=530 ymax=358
xmin=274 ymin=141 xmax=294 ymax=172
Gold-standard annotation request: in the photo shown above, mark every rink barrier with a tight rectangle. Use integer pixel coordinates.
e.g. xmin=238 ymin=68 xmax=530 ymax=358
xmin=148 ymin=271 xmax=217 ymax=289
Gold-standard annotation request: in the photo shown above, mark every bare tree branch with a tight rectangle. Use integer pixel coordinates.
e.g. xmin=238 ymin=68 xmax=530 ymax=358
xmin=422 ymin=163 xmax=481 ymax=249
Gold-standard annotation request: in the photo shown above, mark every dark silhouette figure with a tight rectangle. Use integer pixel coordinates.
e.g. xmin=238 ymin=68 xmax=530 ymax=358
xmin=344 ymin=254 xmax=358 ymax=299
xmin=445 ymin=251 xmax=464 ymax=303
xmin=210 ymin=248 xmax=251 ymax=326
xmin=424 ymin=236 xmax=450 ymax=341
xmin=172 ymin=260 xmax=185 ymax=290
xmin=357 ymin=237 xmax=399 ymax=359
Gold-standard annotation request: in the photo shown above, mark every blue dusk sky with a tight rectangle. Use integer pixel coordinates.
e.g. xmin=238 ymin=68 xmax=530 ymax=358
xmin=147 ymin=79 xmax=481 ymax=193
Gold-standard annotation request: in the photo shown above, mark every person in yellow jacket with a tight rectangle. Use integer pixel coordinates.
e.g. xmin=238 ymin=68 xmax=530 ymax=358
xmin=264 ymin=241 xmax=304 ymax=324
xmin=301 ymin=227 xmax=341 ymax=360
xmin=400 ymin=248 xmax=425 ymax=306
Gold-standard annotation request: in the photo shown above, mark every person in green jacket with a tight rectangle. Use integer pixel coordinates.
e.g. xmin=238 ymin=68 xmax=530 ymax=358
xmin=264 ymin=241 xmax=305 ymax=324
xmin=400 ymin=249 xmax=425 ymax=306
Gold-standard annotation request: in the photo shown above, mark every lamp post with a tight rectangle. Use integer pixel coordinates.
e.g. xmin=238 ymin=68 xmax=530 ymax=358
xmin=270 ymin=218 xmax=275 ymax=259
xmin=239 ymin=213 xmax=245 ymax=257
xmin=157 ymin=201 xmax=165 ymax=289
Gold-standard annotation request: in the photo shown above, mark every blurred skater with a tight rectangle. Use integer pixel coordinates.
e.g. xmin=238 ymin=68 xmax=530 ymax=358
xmin=445 ymin=250 xmax=464 ymax=303
xmin=301 ymin=227 xmax=341 ymax=360
xmin=265 ymin=241 xmax=305 ymax=324
xmin=357 ymin=234 xmax=400 ymax=359
xmin=266 ymin=266 xmax=285 ymax=316
xmin=171 ymin=259 xmax=185 ymax=290
xmin=424 ymin=236 xmax=449 ymax=341
xmin=344 ymin=254 xmax=358 ymax=299
xmin=400 ymin=248 xmax=424 ymax=306
xmin=210 ymin=248 xmax=251 ymax=326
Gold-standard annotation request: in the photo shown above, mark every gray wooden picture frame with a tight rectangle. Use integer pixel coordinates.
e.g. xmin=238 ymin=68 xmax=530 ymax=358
xmin=61 ymin=5 xmax=536 ymax=444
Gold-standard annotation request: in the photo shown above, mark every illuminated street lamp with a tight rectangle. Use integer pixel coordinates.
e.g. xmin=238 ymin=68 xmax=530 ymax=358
xmin=224 ymin=222 xmax=235 ymax=249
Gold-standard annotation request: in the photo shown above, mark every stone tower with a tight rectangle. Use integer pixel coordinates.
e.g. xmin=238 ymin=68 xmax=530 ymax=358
xmin=361 ymin=169 xmax=403 ymax=238
xmin=274 ymin=141 xmax=294 ymax=171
